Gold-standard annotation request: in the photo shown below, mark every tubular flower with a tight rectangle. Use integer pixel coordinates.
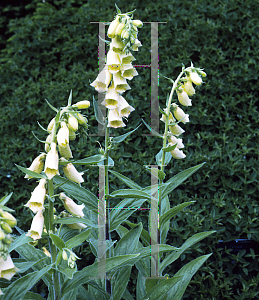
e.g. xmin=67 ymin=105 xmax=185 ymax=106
xmin=160 ymin=109 xmax=176 ymax=124
xmin=107 ymin=15 xmax=120 ymax=38
xmin=169 ymin=146 xmax=186 ymax=159
xmin=117 ymin=96 xmax=135 ymax=117
xmin=0 ymin=255 xmax=19 ymax=280
xmin=26 ymin=210 xmax=44 ymax=241
xmin=188 ymin=71 xmax=202 ymax=85
xmin=176 ymin=87 xmax=192 ymax=106
xmin=61 ymin=158 xmax=84 ymax=184
xmin=57 ymin=122 xmax=69 ymax=147
xmin=168 ymin=135 xmax=184 ymax=149
xmin=90 ymin=66 xmax=112 ymax=93
xmin=107 ymin=109 xmax=126 ymax=128
xmin=169 ymin=124 xmax=185 ymax=136
xmin=107 ymin=49 xmax=121 ymax=74
xmin=60 ymin=193 xmax=85 ymax=218
xmin=119 ymin=51 xmax=135 ymax=64
xmin=24 ymin=179 xmax=46 ymax=213
xmin=45 ymin=134 xmax=52 ymax=152
xmin=47 ymin=117 xmax=55 ymax=133
xmin=121 ymin=64 xmax=138 ymax=80
xmin=183 ymin=80 xmax=195 ymax=96
xmin=24 ymin=153 xmax=46 ymax=179
xmin=172 ymin=103 xmax=189 ymax=124
xmin=110 ymin=36 xmax=125 ymax=53
xmin=58 ymin=142 xmax=73 ymax=160
xmin=101 ymin=84 xmax=120 ymax=109
xmin=44 ymin=142 xmax=59 ymax=179
xmin=68 ymin=114 xmax=78 ymax=132
xmin=113 ymin=71 xmax=131 ymax=93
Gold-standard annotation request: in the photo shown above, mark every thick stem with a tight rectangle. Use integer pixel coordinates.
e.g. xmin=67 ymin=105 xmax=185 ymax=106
xmin=48 ymin=179 xmax=61 ymax=300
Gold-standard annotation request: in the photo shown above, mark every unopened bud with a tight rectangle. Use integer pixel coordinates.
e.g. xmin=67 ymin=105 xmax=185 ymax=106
xmin=132 ymin=20 xmax=143 ymax=28
xmin=1 ymin=211 xmax=17 ymax=227
xmin=1 ymin=222 xmax=12 ymax=234
xmin=73 ymin=100 xmax=90 ymax=109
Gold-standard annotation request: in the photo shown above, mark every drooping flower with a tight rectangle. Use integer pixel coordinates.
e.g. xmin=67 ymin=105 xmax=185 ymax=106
xmin=60 ymin=193 xmax=85 ymax=218
xmin=119 ymin=51 xmax=135 ymax=64
xmin=117 ymin=95 xmax=135 ymax=117
xmin=101 ymin=84 xmax=120 ymax=109
xmin=26 ymin=210 xmax=44 ymax=241
xmin=90 ymin=66 xmax=112 ymax=93
xmin=107 ymin=49 xmax=121 ymax=74
xmin=107 ymin=15 xmax=121 ymax=38
xmin=0 ymin=255 xmax=19 ymax=280
xmin=183 ymin=80 xmax=195 ymax=96
xmin=188 ymin=71 xmax=202 ymax=85
xmin=172 ymin=103 xmax=189 ymax=124
xmin=169 ymin=146 xmax=186 ymax=159
xmin=24 ymin=153 xmax=46 ymax=179
xmin=113 ymin=71 xmax=131 ymax=93
xmin=24 ymin=179 xmax=46 ymax=213
xmin=58 ymin=143 xmax=73 ymax=160
xmin=44 ymin=142 xmax=59 ymax=179
xmin=168 ymin=135 xmax=184 ymax=149
xmin=176 ymin=87 xmax=192 ymax=106
xmin=57 ymin=122 xmax=69 ymax=147
xmin=60 ymin=158 xmax=84 ymax=184
xmin=107 ymin=109 xmax=126 ymax=128
xmin=72 ymin=100 xmax=90 ymax=109
xmin=121 ymin=64 xmax=138 ymax=80
xmin=169 ymin=124 xmax=185 ymax=136
xmin=67 ymin=114 xmax=78 ymax=132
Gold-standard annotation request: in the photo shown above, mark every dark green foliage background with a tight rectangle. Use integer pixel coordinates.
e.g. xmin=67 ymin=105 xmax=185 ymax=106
xmin=1 ymin=0 xmax=259 ymax=299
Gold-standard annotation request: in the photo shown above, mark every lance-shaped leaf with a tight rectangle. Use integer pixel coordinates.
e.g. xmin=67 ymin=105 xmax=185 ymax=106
xmin=111 ymin=266 xmax=132 ymax=300
xmin=93 ymin=96 xmax=105 ymax=125
xmin=1 ymin=264 xmax=53 ymax=300
xmin=45 ymin=99 xmax=58 ymax=112
xmin=161 ymin=162 xmax=206 ymax=198
xmin=0 ymin=192 xmax=13 ymax=206
xmin=65 ymin=228 xmax=91 ymax=249
xmin=162 ymin=143 xmax=178 ymax=152
xmin=15 ymin=164 xmax=47 ymax=180
xmin=160 ymin=231 xmax=215 ymax=274
xmin=142 ymin=118 xmax=163 ymax=138
xmin=108 ymin=169 xmax=142 ymax=190
xmin=160 ymin=201 xmax=195 ymax=229
xmin=54 ymin=216 xmax=98 ymax=228
xmin=108 ymin=189 xmax=154 ymax=203
xmin=23 ymin=292 xmax=46 ymax=300
xmin=167 ymin=254 xmax=213 ymax=299
xmin=50 ymin=233 xmax=65 ymax=250
xmin=156 ymin=148 xmax=172 ymax=166
xmin=61 ymin=254 xmax=140 ymax=296
xmin=142 ymin=276 xmax=183 ymax=300
xmin=68 ymin=90 xmax=72 ymax=106
xmin=72 ymin=154 xmax=105 ymax=165
xmin=112 ymin=123 xmax=142 ymax=143
xmin=54 ymin=175 xmax=98 ymax=213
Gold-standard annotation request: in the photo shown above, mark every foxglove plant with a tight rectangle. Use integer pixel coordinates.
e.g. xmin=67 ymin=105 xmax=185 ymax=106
xmin=1 ymin=5 xmax=215 ymax=300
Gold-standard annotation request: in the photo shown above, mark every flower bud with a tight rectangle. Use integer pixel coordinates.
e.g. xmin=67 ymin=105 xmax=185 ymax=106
xmin=1 ymin=211 xmax=17 ymax=227
xmin=75 ymin=113 xmax=88 ymax=126
xmin=183 ymin=81 xmax=195 ymax=96
xmin=60 ymin=193 xmax=85 ymax=218
xmin=132 ymin=20 xmax=143 ymax=28
xmin=44 ymin=142 xmax=59 ymax=180
xmin=57 ymin=122 xmax=69 ymax=147
xmin=42 ymin=247 xmax=51 ymax=257
xmin=1 ymin=223 xmax=12 ymax=234
xmin=26 ymin=210 xmax=44 ymax=241
xmin=68 ymin=114 xmax=78 ymax=132
xmin=121 ymin=29 xmax=129 ymax=39
xmin=67 ymin=223 xmax=87 ymax=230
xmin=72 ymin=100 xmax=90 ymax=109
xmin=47 ymin=118 xmax=55 ymax=133
xmin=24 ymin=153 xmax=46 ymax=179
xmin=115 ymin=22 xmax=125 ymax=36
xmin=45 ymin=134 xmax=52 ymax=152
xmin=169 ymin=124 xmax=185 ymax=136
xmin=0 ymin=229 xmax=5 ymax=240
xmin=62 ymin=250 xmax=68 ymax=260
xmin=61 ymin=158 xmax=84 ymax=184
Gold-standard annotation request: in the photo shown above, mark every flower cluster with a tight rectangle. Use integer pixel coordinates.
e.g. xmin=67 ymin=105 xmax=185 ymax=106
xmin=0 ymin=208 xmax=18 ymax=290
xmin=91 ymin=9 xmax=142 ymax=128
xmin=24 ymin=99 xmax=90 ymax=240
xmin=161 ymin=65 xmax=206 ymax=159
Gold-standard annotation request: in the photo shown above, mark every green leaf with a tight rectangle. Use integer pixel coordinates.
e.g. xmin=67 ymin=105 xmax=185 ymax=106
xmin=93 ymin=96 xmax=105 ymax=125
xmin=167 ymin=254 xmax=212 ymax=299
xmin=161 ymin=162 xmax=206 ymax=198
xmin=54 ymin=216 xmax=98 ymax=228
xmin=54 ymin=175 xmax=98 ymax=214
xmin=72 ymin=154 xmax=105 ymax=165
xmin=135 ymin=244 xmax=179 ymax=258
xmin=14 ymin=257 xmax=48 ymax=273
xmin=89 ymin=238 xmax=117 ymax=258
xmin=68 ymin=90 xmax=72 ymax=106
xmin=160 ymin=195 xmax=170 ymax=244
xmin=112 ymin=123 xmax=142 ymax=143
xmin=142 ymin=276 xmax=182 ymax=299
xmin=65 ymin=228 xmax=91 ymax=249
xmin=144 ymin=166 xmax=166 ymax=181
xmin=61 ymin=254 xmax=140 ymax=296
xmin=109 ymin=189 xmax=154 ymax=203
xmin=0 ymin=192 xmax=13 ymax=205
xmin=108 ymin=169 xmax=142 ymax=190
xmin=142 ymin=118 xmax=163 ymax=138
xmin=45 ymin=99 xmax=58 ymax=112
xmin=50 ymin=233 xmax=66 ymax=250
xmin=23 ymin=292 xmax=46 ymax=300
xmin=110 ymin=198 xmax=146 ymax=232
xmin=114 ymin=223 xmax=143 ymax=256
xmin=115 ymin=3 xmax=122 ymax=14
xmin=0 ymin=264 xmax=52 ymax=300
xmin=124 ymin=221 xmax=151 ymax=247
xmin=15 ymin=164 xmax=47 ymax=180
xmin=159 ymin=106 xmax=167 ymax=116
xmin=162 ymin=143 xmax=177 ymax=152
xmin=111 ymin=266 xmax=132 ymax=300
xmin=160 ymin=231 xmax=215 ymax=274
xmin=160 ymin=201 xmax=195 ymax=228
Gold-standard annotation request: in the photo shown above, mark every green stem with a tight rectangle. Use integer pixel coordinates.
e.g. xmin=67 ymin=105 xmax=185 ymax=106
xmin=48 ymin=179 xmax=61 ymax=300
